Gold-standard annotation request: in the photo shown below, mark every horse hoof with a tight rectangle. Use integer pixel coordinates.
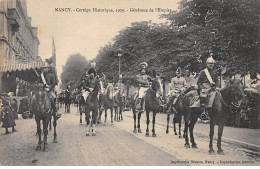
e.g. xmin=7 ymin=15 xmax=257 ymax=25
xmin=152 ymin=133 xmax=157 ymax=137
xmin=43 ymin=147 xmax=48 ymax=152
xmin=133 ymin=129 xmax=137 ymax=133
xmin=174 ymin=133 xmax=177 ymax=135
xmin=217 ymin=149 xmax=224 ymax=155
xmin=36 ymin=146 xmax=41 ymax=151
xmin=92 ymin=133 xmax=96 ymax=136
xmin=86 ymin=133 xmax=90 ymax=136
xmin=179 ymin=135 xmax=182 ymax=139
xmin=145 ymin=133 xmax=149 ymax=137
xmin=209 ymin=149 xmax=215 ymax=155
xmin=184 ymin=143 xmax=190 ymax=148
xmin=166 ymin=130 xmax=169 ymax=134
xmin=53 ymin=139 xmax=58 ymax=143
xmin=192 ymin=144 xmax=198 ymax=149
xmin=138 ymin=129 xmax=142 ymax=133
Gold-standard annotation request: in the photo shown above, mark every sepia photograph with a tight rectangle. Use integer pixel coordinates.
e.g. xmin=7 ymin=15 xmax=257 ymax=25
xmin=0 ymin=0 xmax=259 ymax=166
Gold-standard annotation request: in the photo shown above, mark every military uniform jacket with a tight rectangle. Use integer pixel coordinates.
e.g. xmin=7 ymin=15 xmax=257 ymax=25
xmin=83 ymin=77 xmax=99 ymax=93
xmin=197 ymin=68 xmax=219 ymax=90
xmin=136 ymin=74 xmax=151 ymax=86
xmin=115 ymin=82 xmax=125 ymax=95
xmin=43 ymin=72 xmax=56 ymax=90
xmin=170 ymin=77 xmax=187 ymax=90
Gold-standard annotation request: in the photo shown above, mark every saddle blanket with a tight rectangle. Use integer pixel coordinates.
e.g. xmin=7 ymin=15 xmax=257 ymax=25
xmin=190 ymin=91 xmax=216 ymax=108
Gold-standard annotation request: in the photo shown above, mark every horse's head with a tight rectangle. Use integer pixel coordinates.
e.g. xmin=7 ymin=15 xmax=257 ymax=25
xmin=224 ymin=79 xmax=245 ymax=109
xmin=35 ymin=88 xmax=51 ymax=113
xmin=150 ymin=70 xmax=163 ymax=98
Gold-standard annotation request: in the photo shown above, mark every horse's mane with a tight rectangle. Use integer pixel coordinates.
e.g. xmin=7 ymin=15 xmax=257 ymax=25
xmin=220 ymin=79 xmax=245 ymax=105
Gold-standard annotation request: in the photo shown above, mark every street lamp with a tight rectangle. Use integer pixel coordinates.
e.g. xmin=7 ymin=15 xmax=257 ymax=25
xmin=117 ymin=48 xmax=123 ymax=80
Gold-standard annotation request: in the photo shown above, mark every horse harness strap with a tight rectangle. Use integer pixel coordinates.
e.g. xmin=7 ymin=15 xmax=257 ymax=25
xmin=218 ymin=91 xmax=232 ymax=110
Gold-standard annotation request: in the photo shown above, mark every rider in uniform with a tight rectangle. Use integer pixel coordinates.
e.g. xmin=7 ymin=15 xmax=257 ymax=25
xmin=197 ymin=56 xmax=219 ymax=110
xmin=166 ymin=68 xmax=187 ymax=113
xmin=41 ymin=61 xmax=61 ymax=119
xmin=135 ymin=62 xmax=152 ymax=112
xmin=114 ymin=75 xmax=126 ymax=108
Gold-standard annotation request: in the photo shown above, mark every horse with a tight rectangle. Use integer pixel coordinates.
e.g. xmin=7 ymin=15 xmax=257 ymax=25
xmin=114 ymin=86 xmax=126 ymax=121
xmin=64 ymin=90 xmax=71 ymax=113
xmin=99 ymin=83 xmax=115 ymax=124
xmin=129 ymin=71 xmax=163 ymax=135
xmin=166 ymin=92 xmax=185 ymax=138
xmin=143 ymin=73 xmax=163 ymax=137
xmin=84 ymin=77 xmax=100 ymax=136
xmin=165 ymin=86 xmax=196 ymax=138
xmin=180 ymin=79 xmax=245 ymax=154
xmin=126 ymin=84 xmax=139 ymax=131
xmin=30 ymin=86 xmax=58 ymax=151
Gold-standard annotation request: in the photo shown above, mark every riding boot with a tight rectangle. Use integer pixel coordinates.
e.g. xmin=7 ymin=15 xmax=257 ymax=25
xmin=136 ymin=98 xmax=142 ymax=111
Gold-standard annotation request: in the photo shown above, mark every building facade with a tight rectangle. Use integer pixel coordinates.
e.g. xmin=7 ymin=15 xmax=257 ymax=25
xmin=0 ymin=0 xmax=42 ymax=94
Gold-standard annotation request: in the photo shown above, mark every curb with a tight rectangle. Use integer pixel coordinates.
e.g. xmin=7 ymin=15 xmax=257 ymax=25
xmin=124 ymin=113 xmax=260 ymax=152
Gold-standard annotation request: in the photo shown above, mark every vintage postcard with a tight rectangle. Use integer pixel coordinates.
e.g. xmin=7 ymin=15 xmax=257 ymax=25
xmin=0 ymin=0 xmax=259 ymax=166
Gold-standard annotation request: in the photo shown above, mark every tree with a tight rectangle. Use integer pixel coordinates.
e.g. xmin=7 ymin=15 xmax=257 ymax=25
xmin=60 ymin=53 xmax=89 ymax=89
xmin=162 ymin=0 xmax=260 ymax=76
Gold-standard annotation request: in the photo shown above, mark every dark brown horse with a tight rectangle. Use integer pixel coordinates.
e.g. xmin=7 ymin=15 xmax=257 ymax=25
xmin=144 ymin=75 xmax=163 ymax=137
xmin=84 ymin=77 xmax=100 ymax=136
xmin=30 ymin=86 xmax=58 ymax=151
xmin=166 ymin=92 xmax=184 ymax=138
xmin=181 ymin=79 xmax=245 ymax=154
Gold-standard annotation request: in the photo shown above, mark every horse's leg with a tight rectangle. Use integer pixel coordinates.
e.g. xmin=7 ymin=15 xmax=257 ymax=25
xmin=80 ymin=110 xmax=82 ymax=124
xmin=36 ymin=119 xmax=42 ymax=150
xmin=114 ymin=106 xmax=117 ymax=121
xmin=209 ymin=117 xmax=215 ymax=154
xmin=166 ymin=112 xmax=170 ymax=134
xmin=184 ymin=121 xmax=190 ymax=148
xmin=173 ymin=116 xmax=177 ymax=135
xmin=104 ymin=109 xmax=107 ymax=123
xmin=189 ymin=117 xmax=198 ymax=148
xmin=120 ymin=104 xmax=123 ymax=121
xmin=133 ymin=110 xmax=137 ymax=133
xmin=152 ymin=111 xmax=157 ymax=137
xmin=49 ymin=115 xmax=52 ymax=131
xmin=137 ymin=111 xmax=142 ymax=133
xmin=111 ymin=107 xmax=113 ymax=125
xmin=53 ymin=114 xmax=58 ymax=143
xmin=43 ymin=115 xmax=50 ymax=151
xmin=146 ymin=110 xmax=150 ymax=137
xmin=92 ymin=109 xmax=97 ymax=136
xmin=86 ymin=110 xmax=91 ymax=136
xmin=178 ymin=116 xmax=182 ymax=138
xmin=217 ymin=123 xmax=225 ymax=155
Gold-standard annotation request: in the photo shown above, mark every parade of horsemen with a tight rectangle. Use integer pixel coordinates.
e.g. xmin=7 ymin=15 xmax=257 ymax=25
xmin=0 ymin=0 xmax=259 ymax=166
xmin=1 ymin=54 xmax=258 ymax=156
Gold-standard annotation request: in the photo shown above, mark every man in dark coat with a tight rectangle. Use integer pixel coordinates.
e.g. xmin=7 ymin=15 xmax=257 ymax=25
xmin=41 ymin=61 xmax=60 ymax=119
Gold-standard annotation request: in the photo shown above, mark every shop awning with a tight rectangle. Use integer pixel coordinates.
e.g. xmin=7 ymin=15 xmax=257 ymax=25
xmin=0 ymin=62 xmax=43 ymax=73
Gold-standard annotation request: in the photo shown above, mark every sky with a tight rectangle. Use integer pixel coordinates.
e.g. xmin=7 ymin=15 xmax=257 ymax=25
xmin=26 ymin=0 xmax=180 ymax=80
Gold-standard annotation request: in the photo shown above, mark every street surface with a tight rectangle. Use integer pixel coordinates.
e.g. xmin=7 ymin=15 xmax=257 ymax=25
xmin=0 ymin=106 xmax=259 ymax=166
